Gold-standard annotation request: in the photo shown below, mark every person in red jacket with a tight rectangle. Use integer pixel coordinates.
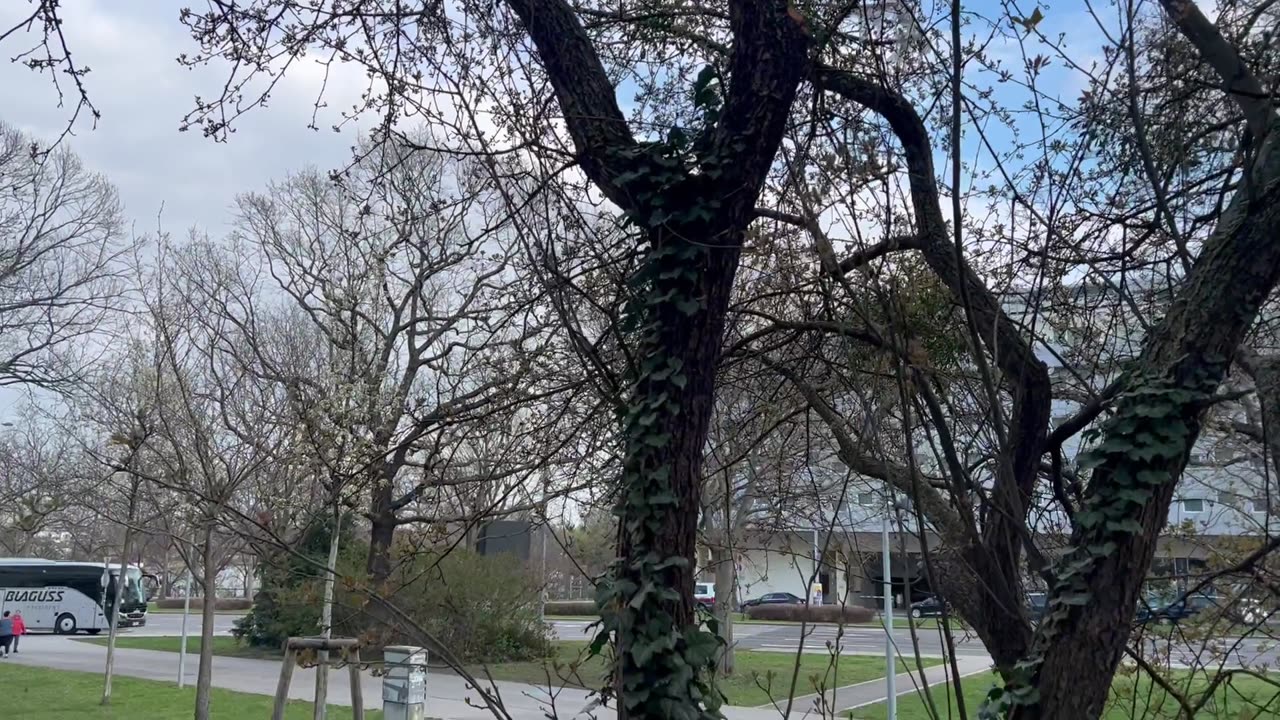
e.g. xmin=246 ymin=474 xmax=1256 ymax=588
xmin=11 ymin=611 xmax=25 ymax=653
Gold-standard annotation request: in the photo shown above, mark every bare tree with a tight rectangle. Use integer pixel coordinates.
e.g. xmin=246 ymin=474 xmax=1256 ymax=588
xmin=194 ymin=141 xmax=542 ymax=586
xmin=0 ymin=120 xmax=127 ymax=388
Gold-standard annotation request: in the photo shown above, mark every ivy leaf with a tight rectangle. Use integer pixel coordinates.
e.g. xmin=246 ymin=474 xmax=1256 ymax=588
xmin=628 ymin=582 xmax=655 ymax=610
xmin=1136 ymin=469 xmax=1166 ymax=485
xmin=1010 ymin=684 xmax=1042 ymax=704
xmin=1076 ymin=509 xmax=1104 ymax=528
xmin=692 ymin=65 xmax=721 ymax=111
xmin=1106 ymin=518 xmax=1144 ymax=534
xmin=676 ymin=298 xmax=701 ymax=316
xmin=1132 ymin=403 xmax=1173 ymax=418
xmin=1113 ymin=488 xmax=1152 ymax=506
xmin=643 ymin=432 xmax=672 ymax=447
xmin=683 ymin=630 xmax=721 ymax=666
xmin=1058 ymin=591 xmax=1092 ymax=606
xmin=1087 ymin=541 xmax=1117 ymax=556
xmin=588 ymin=628 xmax=611 ymax=657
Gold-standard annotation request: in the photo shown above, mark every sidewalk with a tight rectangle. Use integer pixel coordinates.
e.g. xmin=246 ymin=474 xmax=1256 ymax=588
xmin=7 ymin=635 xmax=784 ymax=720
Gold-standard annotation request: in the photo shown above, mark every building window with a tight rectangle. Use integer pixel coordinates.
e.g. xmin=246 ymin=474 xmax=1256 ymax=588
xmin=1251 ymin=498 xmax=1269 ymax=514
xmin=1173 ymin=557 xmax=1190 ymax=577
xmin=857 ymin=492 xmax=877 ymax=507
xmin=1182 ymin=498 xmax=1205 ymax=513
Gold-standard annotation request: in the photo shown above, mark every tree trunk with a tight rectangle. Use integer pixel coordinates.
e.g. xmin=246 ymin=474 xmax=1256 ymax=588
xmin=243 ymin=557 xmax=255 ymax=599
xmin=101 ymin=479 xmax=140 ymax=705
xmin=1016 ymin=110 xmax=1280 ymax=720
xmin=160 ymin=543 xmax=173 ymax=598
xmin=612 ymin=221 xmax=743 ymax=718
xmin=934 ymin=545 xmax=1033 ymax=674
xmin=313 ymin=506 xmax=341 ymax=720
xmin=195 ymin=520 xmax=217 ymax=720
xmin=366 ymin=477 xmax=395 ymax=586
xmin=497 ymin=3 xmax=811 ymax=716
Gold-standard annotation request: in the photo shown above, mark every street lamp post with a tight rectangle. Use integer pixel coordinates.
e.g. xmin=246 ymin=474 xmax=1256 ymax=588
xmin=882 ymin=493 xmax=896 ymax=720
xmin=178 ymin=574 xmax=192 ymax=688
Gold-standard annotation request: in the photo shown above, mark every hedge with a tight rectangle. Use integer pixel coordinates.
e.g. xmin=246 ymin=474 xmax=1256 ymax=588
xmin=744 ymin=603 xmax=876 ymax=623
xmin=154 ymin=597 xmax=254 ymax=611
xmin=543 ymin=600 xmax=598 ymax=617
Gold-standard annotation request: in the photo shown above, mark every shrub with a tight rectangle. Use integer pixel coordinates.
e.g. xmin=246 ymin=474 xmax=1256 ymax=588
xmin=233 ymin=512 xmax=361 ymax=648
xmin=342 ymin=547 xmax=552 ymax=664
xmin=544 ymin=600 xmax=598 ymax=617
xmin=745 ymin=603 xmax=876 ymax=623
xmin=154 ymin=598 xmax=253 ymax=611
xmin=230 ymin=516 xmax=552 ymax=663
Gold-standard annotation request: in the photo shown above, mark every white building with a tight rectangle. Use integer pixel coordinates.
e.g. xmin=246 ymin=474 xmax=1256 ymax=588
xmin=711 ymin=278 xmax=1274 ymax=607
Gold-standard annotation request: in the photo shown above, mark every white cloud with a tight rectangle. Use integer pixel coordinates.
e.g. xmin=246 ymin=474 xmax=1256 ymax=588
xmin=0 ymin=0 xmax=370 ymax=238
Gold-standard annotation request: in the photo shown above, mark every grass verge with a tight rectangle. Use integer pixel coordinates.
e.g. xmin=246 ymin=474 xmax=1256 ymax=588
xmin=472 ymin=640 xmax=942 ymax=707
xmin=0 ymin=663 xmax=381 ymax=719
xmin=849 ymin=669 xmax=1280 ymax=719
xmin=81 ymin=635 xmax=280 ymax=660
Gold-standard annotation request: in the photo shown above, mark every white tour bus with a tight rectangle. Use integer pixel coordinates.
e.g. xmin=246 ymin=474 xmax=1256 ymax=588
xmin=0 ymin=558 xmax=150 ymax=634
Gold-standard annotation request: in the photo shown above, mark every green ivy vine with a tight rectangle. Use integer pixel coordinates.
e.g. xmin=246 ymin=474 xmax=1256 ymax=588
xmin=984 ymin=361 xmax=1219 ymax=718
xmin=589 ymin=66 xmax=731 ymax=720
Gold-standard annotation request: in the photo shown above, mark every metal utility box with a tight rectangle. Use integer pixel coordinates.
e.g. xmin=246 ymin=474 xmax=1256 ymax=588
xmin=382 ymin=645 xmax=427 ymax=720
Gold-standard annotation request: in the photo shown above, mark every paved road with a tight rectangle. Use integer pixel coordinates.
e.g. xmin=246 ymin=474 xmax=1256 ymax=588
xmin=82 ymin=613 xmax=1280 ymax=672
xmin=551 ymin=619 xmax=991 ymax=658
xmin=131 ymin=611 xmax=241 ymax=637
xmin=552 ymin=618 xmax=1280 ymax=671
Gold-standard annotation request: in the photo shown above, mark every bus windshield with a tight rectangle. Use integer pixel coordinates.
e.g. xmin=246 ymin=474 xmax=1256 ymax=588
xmin=109 ymin=568 xmax=147 ymax=607
xmin=125 ymin=567 xmax=146 ymax=605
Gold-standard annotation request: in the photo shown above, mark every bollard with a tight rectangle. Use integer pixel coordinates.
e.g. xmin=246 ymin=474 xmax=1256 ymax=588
xmin=382 ymin=645 xmax=428 ymax=720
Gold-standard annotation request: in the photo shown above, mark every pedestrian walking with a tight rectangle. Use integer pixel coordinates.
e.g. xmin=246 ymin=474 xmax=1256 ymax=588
xmin=11 ymin=611 xmax=25 ymax=653
xmin=0 ymin=611 xmax=13 ymax=658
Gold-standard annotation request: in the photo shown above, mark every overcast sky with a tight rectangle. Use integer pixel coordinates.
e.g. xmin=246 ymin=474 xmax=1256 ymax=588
xmin=0 ymin=0 xmax=1122 ymax=422
xmin=0 ymin=1 xmax=377 ymax=418
xmin=0 ymin=0 xmax=371 ymax=239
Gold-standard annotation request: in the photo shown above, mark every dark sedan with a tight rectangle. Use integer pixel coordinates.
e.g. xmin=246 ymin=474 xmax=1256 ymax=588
xmin=1135 ymin=592 xmax=1252 ymax=624
xmin=739 ymin=592 xmax=804 ymax=613
xmin=909 ymin=594 xmax=950 ymax=619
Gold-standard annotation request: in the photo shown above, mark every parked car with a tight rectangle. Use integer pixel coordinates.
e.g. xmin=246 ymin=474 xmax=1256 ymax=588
xmin=1136 ymin=592 xmax=1262 ymax=625
xmin=695 ymin=582 xmax=716 ymax=609
xmin=739 ymin=592 xmax=805 ymax=613
xmin=1027 ymin=593 xmax=1048 ymax=623
xmin=908 ymin=594 xmax=949 ymax=619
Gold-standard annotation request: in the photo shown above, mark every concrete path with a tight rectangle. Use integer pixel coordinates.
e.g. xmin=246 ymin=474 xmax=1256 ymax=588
xmin=2 ymin=634 xmax=786 ymax=720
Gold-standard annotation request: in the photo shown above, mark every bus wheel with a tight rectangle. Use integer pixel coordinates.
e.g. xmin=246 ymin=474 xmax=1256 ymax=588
xmin=86 ymin=629 xmax=102 ymax=635
xmin=55 ymin=613 xmax=78 ymax=635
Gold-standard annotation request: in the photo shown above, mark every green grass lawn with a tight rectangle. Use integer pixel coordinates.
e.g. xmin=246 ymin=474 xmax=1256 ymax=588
xmin=81 ymin=635 xmax=280 ymax=660
xmin=850 ymin=670 xmax=1280 ymax=719
xmin=472 ymin=641 xmax=941 ymax=707
xmin=0 ymin=663 xmax=380 ymax=719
